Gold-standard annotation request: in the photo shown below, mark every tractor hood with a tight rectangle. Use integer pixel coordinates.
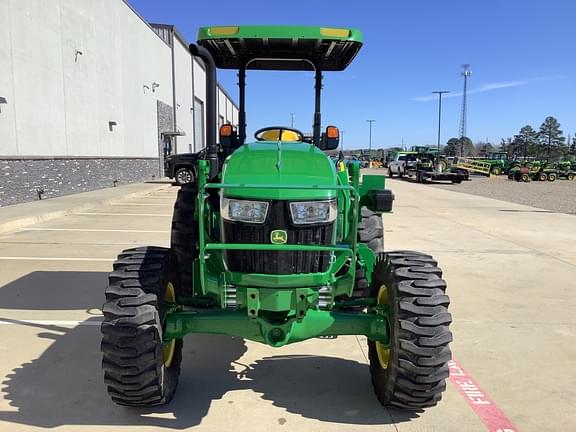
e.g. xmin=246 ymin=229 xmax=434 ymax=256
xmin=221 ymin=142 xmax=337 ymax=200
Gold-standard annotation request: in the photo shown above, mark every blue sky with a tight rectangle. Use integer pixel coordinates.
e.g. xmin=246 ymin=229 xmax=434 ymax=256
xmin=129 ymin=0 xmax=575 ymax=149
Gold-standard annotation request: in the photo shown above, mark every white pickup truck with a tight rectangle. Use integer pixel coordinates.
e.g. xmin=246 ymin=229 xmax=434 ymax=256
xmin=387 ymin=152 xmax=417 ymax=177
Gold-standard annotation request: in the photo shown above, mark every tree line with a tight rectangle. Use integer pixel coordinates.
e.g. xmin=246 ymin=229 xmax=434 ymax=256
xmin=443 ymin=116 xmax=576 ymax=159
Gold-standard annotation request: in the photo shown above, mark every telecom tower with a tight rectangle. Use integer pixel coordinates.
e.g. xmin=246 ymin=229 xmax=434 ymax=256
xmin=459 ymin=64 xmax=471 ymax=155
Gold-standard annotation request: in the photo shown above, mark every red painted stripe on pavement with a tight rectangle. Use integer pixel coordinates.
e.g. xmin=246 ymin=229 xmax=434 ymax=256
xmin=448 ymin=358 xmax=519 ymax=432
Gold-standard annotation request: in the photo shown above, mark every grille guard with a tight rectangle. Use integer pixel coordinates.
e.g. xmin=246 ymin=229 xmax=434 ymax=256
xmin=197 ymin=183 xmax=359 ymax=293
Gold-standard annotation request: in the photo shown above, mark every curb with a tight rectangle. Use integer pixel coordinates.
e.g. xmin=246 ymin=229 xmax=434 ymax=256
xmin=0 ymin=184 xmax=170 ymax=235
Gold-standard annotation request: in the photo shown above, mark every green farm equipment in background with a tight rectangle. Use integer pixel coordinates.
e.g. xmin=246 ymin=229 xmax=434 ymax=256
xmin=457 ymin=152 xmax=521 ymax=177
xmin=509 ymin=160 xmax=560 ymax=182
xmin=481 ymin=152 xmax=521 ymax=176
xmin=100 ymin=25 xmax=452 ymax=410
xmin=557 ymin=160 xmax=576 ymax=181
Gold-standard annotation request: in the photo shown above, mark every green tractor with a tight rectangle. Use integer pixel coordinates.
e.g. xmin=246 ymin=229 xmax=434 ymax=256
xmin=100 ymin=26 xmax=452 ymax=410
xmin=557 ymin=160 xmax=575 ymax=181
xmin=482 ymin=152 xmax=521 ymax=176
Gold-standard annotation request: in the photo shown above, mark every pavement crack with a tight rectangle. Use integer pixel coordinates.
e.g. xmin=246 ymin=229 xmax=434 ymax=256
xmin=354 ymin=335 xmax=368 ymax=362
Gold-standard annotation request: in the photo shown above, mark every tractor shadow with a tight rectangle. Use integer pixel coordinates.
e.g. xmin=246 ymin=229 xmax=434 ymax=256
xmin=0 ymin=271 xmax=417 ymax=428
xmin=0 ymin=270 xmax=248 ymax=429
xmin=0 ymin=319 xmax=248 ymax=429
xmin=240 ymin=354 xmax=418 ymax=425
xmin=0 ymin=270 xmax=105 ymax=311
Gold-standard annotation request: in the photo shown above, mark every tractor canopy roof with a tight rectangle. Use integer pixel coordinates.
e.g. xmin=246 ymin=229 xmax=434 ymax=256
xmin=197 ymin=25 xmax=363 ymax=71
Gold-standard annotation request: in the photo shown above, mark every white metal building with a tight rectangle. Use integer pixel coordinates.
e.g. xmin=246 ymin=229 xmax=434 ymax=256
xmin=0 ymin=0 xmax=238 ymax=205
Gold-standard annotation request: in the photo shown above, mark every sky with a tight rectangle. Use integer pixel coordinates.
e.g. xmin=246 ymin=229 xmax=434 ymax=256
xmin=128 ymin=0 xmax=575 ymax=150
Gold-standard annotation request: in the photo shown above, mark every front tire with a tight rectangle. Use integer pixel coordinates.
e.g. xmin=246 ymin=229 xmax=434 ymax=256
xmin=101 ymin=246 xmax=182 ymax=406
xmin=368 ymin=251 xmax=452 ymax=409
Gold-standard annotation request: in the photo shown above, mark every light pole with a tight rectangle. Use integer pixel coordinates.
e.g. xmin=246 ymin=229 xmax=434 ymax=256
xmin=290 ymin=113 xmax=295 ymax=128
xmin=366 ymin=120 xmax=375 ymax=162
xmin=432 ymin=91 xmax=449 ymax=155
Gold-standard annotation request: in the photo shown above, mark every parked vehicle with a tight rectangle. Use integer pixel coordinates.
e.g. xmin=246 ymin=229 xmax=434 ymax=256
xmin=387 ymin=151 xmax=417 ymax=177
xmin=164 ymin=150 xmax=205 ymax=185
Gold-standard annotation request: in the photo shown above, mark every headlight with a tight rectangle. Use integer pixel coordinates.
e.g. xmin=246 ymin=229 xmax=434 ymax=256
xmin=289 ymin=200 xmax=337 ymax=225
xmin=221 ymin=197 xmax=269 ymax=224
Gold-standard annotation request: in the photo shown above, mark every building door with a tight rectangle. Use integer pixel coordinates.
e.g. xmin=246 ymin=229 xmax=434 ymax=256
xmin=193 ymin=97 xmax=205 ymax=151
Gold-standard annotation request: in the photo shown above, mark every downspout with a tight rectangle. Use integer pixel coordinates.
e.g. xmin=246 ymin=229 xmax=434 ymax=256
xmin=170 ymin=28 xmax=178 ymax=154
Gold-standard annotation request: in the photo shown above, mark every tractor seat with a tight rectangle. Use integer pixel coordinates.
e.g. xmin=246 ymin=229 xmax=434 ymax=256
xmin=258 ymin=129 xmax=302 ymax=142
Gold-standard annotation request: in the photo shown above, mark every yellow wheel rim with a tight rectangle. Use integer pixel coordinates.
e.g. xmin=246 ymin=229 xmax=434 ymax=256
xmin=375 ymin=284 xmax=390 ymax=369
xmin=163 ymin=282 xmax=176 ymax=368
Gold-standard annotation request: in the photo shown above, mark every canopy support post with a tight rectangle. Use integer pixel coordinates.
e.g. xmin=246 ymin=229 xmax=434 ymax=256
xmin=238 ymin=64 xmax=247 ymax=145
xmin=313 ymin=66 xmax=323 ymax=146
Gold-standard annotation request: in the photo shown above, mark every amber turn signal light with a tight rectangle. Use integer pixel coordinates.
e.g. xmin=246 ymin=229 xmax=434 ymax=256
xmin=326 ymin=126 xmax=339 ymax=139
xmin=220 ymin=124 xmax=233 ymax=137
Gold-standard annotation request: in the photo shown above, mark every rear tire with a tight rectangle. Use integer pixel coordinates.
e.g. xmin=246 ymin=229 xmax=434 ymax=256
xmin=388 ymin=168 xmax=394 ymax=178
xmin=568 ymin=173 xmax=575 ymax=181
xmin=358 ymin=207 xmax=384 ymax=254
xmin=368 ymin=251 xmax=452 ymax=409
xmin=547 ymin=173 xmax=557 ymax=182
xmin=170 ymin=184 xmax=199 ymax=298
xmin=491 ymin=166 xmax=502 ymax=176
xmin=101 ymin=246 xmax=182 ymax=407
xmin=539 ymin=173 xmax=547 ymax=181
xmin=343 ymin=207 xmax=384 ymax=308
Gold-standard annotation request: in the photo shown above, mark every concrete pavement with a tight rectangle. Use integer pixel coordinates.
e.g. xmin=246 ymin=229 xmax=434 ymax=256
xmin=0 ymin=178 xmax=574 ymax=431
xmin=0 ymin=182 xmax=168 ymax=234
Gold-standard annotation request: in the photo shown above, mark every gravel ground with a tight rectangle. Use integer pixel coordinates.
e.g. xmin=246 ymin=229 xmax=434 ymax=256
xmin=424 ymin=175 xmax=576 ymax=215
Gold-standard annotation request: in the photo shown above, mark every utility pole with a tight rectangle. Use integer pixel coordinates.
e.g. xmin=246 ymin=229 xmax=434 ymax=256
xmin=432 ymin=91 xmax=450 ymax=155
xmin=366 ymin=119 xmax=375 ymax=160
xmin=290 ymin=113 xmax=295 ymax=128
xmin=459 ymin=64 xmax=471 ymax=156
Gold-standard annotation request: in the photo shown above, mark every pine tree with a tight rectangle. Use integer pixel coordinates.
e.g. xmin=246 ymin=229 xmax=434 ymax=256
xmin=444 ymin=138 xmax=460 ymax=156
xmin=513 ymin=125 xmax=539 ymax=158
xmin=538 ymin=116 xmax=566 ymax=159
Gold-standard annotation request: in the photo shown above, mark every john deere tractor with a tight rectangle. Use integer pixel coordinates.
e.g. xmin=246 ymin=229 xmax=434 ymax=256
xmin=101 ymin=26 xmax=452 ymax=410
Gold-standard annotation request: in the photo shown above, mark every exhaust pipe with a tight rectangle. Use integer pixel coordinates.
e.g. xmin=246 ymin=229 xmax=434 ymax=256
xmin=189 ymin=44 xmax=218 ymax=180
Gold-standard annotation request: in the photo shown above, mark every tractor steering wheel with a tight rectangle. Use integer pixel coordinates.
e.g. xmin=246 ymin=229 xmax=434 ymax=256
xmin=254 ymin=126 xmax=305 ymax=142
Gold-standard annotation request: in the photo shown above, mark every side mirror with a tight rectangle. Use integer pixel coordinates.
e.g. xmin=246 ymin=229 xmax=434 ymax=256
xmin=319 ymin=125 xmax=339 ymax=150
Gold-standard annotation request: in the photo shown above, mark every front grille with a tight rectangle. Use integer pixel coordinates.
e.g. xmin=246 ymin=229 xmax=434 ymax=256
xmin=223 ymin=200 xmax=334 ymax=274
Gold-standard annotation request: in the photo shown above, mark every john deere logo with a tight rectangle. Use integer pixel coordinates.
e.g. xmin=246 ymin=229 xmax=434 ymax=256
xmin=270 ymin=229 xmax=287 ymax=244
